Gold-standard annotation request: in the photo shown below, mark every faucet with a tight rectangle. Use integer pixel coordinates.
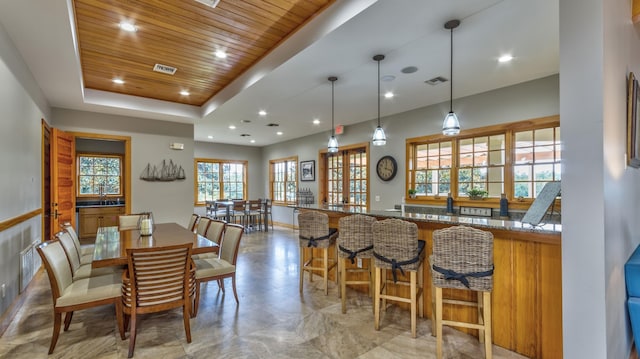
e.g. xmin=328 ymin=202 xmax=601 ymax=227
xmin=98 ymin=184 xmax=106 ymax=205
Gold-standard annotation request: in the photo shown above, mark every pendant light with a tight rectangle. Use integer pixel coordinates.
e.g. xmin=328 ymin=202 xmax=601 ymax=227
xmin=327 ymin=76 xmax=339 ymax=153
xmin=372 ymin=54 xmax=386 ymax=146
xmin=442 ymin=19 xmax=461 ymax=136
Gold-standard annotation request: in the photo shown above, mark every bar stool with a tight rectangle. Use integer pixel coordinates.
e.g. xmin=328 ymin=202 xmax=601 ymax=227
xmin=372 ymin=218 xmax=425 ymax=338
xmin=431 ymin=225 xmax=494 ymax=359
xmin=337 ymin=214 xmax=376 ymax=313
xmin=298 ymin=211 xmax=338 ymax=295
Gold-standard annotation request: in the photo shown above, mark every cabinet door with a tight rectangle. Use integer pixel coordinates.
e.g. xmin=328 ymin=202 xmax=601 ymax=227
xmin=101 ymin=208 xmax=124 ymax=227
xmin=79 ymin=213 xmax=100 ymax=239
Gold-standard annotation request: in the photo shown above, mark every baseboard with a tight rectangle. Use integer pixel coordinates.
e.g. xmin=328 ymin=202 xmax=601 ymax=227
xmin=0 ymin=268 xmax=43 ymax=336
xmin=273 ymin=221 xmax=297 ymax=230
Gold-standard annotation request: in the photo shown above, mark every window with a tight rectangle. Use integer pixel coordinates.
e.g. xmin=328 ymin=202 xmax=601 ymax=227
xmin=513 ymin=126 xmax=561 ymax=199
xmin=412 ymin=141 xmax=452 ymax=196
xmin=407 ymin=116 xmax=560 ymax=202
xmin=77 ymin=154 xmax=123 ymax=197
xmin=270 ymin=157 xmax=297 ymax=204
xmin=458 ymin=134 xmax=505 ymax=197
xmin=195 ymin=159 xmax=247 ymax=204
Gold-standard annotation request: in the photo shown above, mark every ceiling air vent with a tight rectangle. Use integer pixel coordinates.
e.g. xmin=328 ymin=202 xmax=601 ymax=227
xmin=266 ymin=123 xmax=279 ymax=127
xmin=425 ymin=76 xmax=448 ymax=86
xmin=153 ymin=63 xmax=177 ymax=75
xmin=240 ymin=133 xmax=251 ymax=137
xmin=194 ymin=0 xmax=221 ymax=8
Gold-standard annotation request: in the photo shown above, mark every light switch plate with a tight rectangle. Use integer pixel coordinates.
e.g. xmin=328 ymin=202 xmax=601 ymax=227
xmin=460 ymin=206 xmax=492 ymax=217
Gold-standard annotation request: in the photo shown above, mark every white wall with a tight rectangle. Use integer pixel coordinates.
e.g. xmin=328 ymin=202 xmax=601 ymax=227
xmin=0 ymin=22 xmax=48 ymax=315
xmin=262 ymin=75 xmax=559 ymax=225
xmin=52 ymin=109 xmax=195 ymax=228
xmin=561 ymin=0 xmax=640 ymax=357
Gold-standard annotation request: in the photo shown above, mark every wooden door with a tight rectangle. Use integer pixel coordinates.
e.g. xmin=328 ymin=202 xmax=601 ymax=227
xmin=42 ymin=120 xmax=52 ymax=241
xmin=51 ymin=128 xmax=75 ymax=231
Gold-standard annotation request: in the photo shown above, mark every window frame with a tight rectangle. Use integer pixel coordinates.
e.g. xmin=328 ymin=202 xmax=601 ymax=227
xmin=193 ymin=158 xmax=248 ymax=205
xmin=406 ymin=115 xmax=560 ymax=210
xmin=269 ymin=156 xmax=298 ymax=205
xmin=76 ymin=152 xmax=124 ymax=198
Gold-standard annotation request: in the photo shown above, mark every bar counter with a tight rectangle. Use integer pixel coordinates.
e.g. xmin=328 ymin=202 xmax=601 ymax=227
xmin=295 ymin=204 xmax=562 ymax=359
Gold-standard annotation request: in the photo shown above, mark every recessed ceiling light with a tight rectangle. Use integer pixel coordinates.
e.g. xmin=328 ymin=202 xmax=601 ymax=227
xmin=250 ymin=139 xmax=256 ymax=143
xmin=258 ymin=110 xmax=267 ymax=116
xmin=229 ymin=125 xmax=236 ymax=130
xmin=214 ymin=50 xmax=227 ymax=59
xmin=207 ymin=135 xmax=213 ymax=139
xmin=180 ymin=90 xmax=190 ymax=96
xmin=276 ymin=131 xmax=283 ymax=135
xmin=112 ymin=78 xmax=125 ymax=84
xmin=313 ymin=119 xmax=320 ymax=125
xmin=119 ymin=22 xmax=137 ymax=32
xmin=498 ymin=54 xmax=514 ymax=63
xmin=384 ymin=91 xmax=394 ymax=99
xmin=381 ymin=75 xmax=395 ymax=82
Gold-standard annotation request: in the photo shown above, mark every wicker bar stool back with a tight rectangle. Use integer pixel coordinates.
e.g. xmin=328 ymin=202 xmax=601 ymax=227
xmin=372 ymin=218 xmax=425 ymax=338
xmin=337 ymin=214 xmax=377 ymax=313
xmin=431 ymin=225 xmax=494 ymax=359
xmin=298 ymin=211 xmax=338 ymax=295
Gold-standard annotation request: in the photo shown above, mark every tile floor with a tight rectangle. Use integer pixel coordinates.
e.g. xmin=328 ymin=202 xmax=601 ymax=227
xmin=0 ymin=225 xmax=527 ymax=358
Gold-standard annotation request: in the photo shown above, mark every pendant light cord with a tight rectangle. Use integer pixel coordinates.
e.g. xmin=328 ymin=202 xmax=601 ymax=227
xmin=331 ymin=80 xmax=335 ymax=136
xmin=449 ymin=26 xmax=453 ymax=113
xmin=377 ymin=58 xmax=381 ymax=126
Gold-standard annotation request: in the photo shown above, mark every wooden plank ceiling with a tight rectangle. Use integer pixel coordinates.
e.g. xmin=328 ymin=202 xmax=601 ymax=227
xmin=73 ymin=0 xmax=334 ymax=106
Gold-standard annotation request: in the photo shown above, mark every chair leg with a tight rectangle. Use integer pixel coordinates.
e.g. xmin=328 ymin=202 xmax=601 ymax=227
xmin=231 ymin=274 xmax=239 ymax=304
xmin=127 ymin=313 xmax=137 ymax=358
xmin=418 ymin=262 xmax=424 ymax=318
xmin=299 ymin=247 xmax=304 ymax=293
xmin=478 ymin=292 xmax=485 ymax=343
xmin=436 ymin=287 xmax=443 ymax=359
xmin=63 ymin=311 xmax=73 ymax=331
xmin=183 ymin=303 xmax=192 ymax=343
xmin=323 ymin=247 xmax=329 ymax=296
xmin=431 ymin=282 xmax=436 ymax=336
xmin=484 ymin=291 xmax=493 ymax=359
xmin=193 ymin=281 xmax=201 ymax=317
xmin=410 ymin=271 xmax=417 ymax=338
xmin=340 ymin=257 xmax=347 ymax=314
xmin=49 ymin=312 xmax=62 ymax=354
xmin=115 ymin=300 xmax=126 ymax=340
xmin=374 ymin=267 xmax=381 ymax=331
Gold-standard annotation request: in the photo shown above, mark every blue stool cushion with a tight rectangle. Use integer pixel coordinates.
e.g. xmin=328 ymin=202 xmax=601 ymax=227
xmin=625 ymin=245 xmax=640 ymax=297
xmin=629 ymin=297 xmax=640 ymax=348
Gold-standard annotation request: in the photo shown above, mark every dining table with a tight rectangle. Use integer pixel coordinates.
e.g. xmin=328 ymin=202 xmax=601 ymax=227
xmin=91 ymin=222 xmax=219 ymax=268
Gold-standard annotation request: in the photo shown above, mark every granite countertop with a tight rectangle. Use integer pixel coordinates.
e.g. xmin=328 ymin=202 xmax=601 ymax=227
xmin=292 ymin=204 xmax=561 ymax=235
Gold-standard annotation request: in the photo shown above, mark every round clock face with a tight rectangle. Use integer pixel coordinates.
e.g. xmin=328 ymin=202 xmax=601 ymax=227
xmin=376 ymin=155 xmax=398 ymax=181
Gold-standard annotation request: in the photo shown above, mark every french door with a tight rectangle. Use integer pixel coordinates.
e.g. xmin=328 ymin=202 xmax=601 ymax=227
xmin=322 ymin=144 xmax=369 ymax=212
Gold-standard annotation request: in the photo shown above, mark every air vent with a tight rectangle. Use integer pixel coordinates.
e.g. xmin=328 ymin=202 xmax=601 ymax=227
xmin=194 ymin=0 xmax=220 ymax=8
xmin=240 ymin=119 xmax=251 ymax=123
xmin=240 ymin=133 xmax=251 ymax=137
xmin=425 ymin=76 xmax=448 ymax=85
xmin=266 ymin=123 xmax=279 ymax=127
xmin=153 ymin=63 xmax=177 ymax=75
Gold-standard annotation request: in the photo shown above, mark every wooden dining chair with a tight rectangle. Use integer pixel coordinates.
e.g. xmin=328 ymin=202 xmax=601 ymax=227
xmin=55 ymin=231 xmax=120 ymax=280
xmin=36 ymin=241 xmax=123 ymax=354
xmin=196 ymin=216 xmax=212 ymax=236
xmin=118 ymin=213 xmax=143 ymax=230
xmin=192 ymin=219 xmax=225 ymax=260
xmin=192 ymin=223 xmax=244 ymax=316
xmin=60 ymin=222 xmax=94 ymax=263
xmin=187 ymin=213 xmax=200 ymax=232
xmin=119 ymin=243 xmax=193 ymax=358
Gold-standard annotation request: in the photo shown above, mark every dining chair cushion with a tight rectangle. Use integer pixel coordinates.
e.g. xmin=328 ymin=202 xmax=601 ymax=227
xmin=73 ymin=263 xmax=121 ymax=280
xmin=57 ymin=272 xmax=122 ymax=307
xmin=41 ymin=240 xmax=75 ymax=296
xmin=194 ymin=258 xmax=235 ymax=278
xmin=57 ymin=231 xmax=83 ymax=273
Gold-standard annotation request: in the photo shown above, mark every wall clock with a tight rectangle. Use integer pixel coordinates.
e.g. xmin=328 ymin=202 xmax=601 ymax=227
xmin=376 ymin=155 xmax=398 ymax=181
